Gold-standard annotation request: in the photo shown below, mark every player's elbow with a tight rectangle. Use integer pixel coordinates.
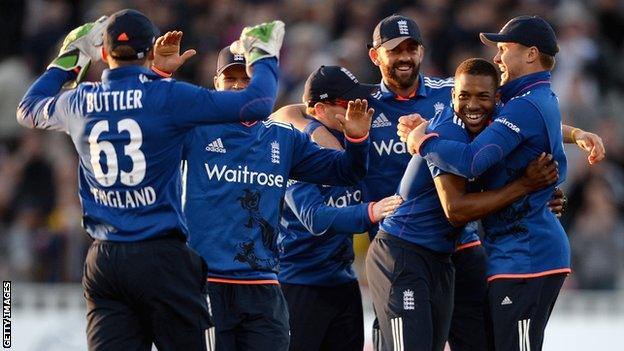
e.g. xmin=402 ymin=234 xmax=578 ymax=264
xmin=443 ymin=202 xmax=470 ymax=227
xmin=16 ymin=100 xmax=35 ymax=128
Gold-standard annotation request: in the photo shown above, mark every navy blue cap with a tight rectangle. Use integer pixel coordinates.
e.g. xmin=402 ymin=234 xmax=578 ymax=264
xmin=303 ymin=66 xmax=378 ymax=105
xmin=480 ymin=15 xmax=559 ymax=56
xmin=216 ymin=46 xmax=246 ymax=75
xmin=369 ymin=14 xmax=423 ymax=49
xmin=105 ymin=9 xmax=158 ymax=60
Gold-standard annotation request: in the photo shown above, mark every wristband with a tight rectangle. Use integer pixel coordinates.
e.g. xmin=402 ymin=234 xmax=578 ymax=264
xmin=345 ymin=132 xmax=369 ymax=143
xmin=151 ymin=65 xmax=172 ymax=78
xmin=368 ymin=202 xmax=377 ymax=223
xmin=570 ymin=128 xmax=582 ymax=143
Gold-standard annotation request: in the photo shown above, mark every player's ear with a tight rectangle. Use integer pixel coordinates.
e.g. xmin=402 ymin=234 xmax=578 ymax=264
xmin=495 ymin=91 xmax=501 ymax=104
xmin=213 ymin=76 xmax=219 ymax=89
xmin=314 ymin=102 xmax=326 ymax=118
xmin=369 ymin=48 xmax=380 ymax=66
xmin=417 ymin=45 xmax=425 ymax=63
xmin=101 ymin=46 xmax=108 ymax=62
xmin=526 ymin=46 xmax=538 ymax=64
xmin=148 ymin=50 xmax=155 ymax=61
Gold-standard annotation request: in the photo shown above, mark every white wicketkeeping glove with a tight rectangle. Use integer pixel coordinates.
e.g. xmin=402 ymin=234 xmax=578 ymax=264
xmin=47 ymin=16 xmax=109 ymax=88
xmin=230 ymin=20 xmax=285 ymax=66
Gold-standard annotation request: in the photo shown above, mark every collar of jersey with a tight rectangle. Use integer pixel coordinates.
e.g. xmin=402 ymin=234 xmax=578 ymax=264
xmin=499 ymin=70 xmax=551 ymax=103
xmin=102 ymin=65 xmax=161 ymax=83
xmin=379 ymin=74 xmax=427 ymax=101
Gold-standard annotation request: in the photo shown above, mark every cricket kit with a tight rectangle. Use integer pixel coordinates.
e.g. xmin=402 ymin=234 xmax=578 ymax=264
xmin=366 ymin=108 xmax=478 ymax=351
xmin=278 ymin=126 xmax=375 ymax=351
xmin=17 ymin=54 xmax=279 ymax=350
xmin=420 ymin=71 xmax=570 ymax=351
xmin=182 ymin=119 xmax=369 ymax=351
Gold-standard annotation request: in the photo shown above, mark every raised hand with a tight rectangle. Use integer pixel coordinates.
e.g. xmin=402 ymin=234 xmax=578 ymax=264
xmin=397 ymin=113 xmax=427 ymax=143
xmin=230 ymin=20 xmax=285 ymax=76
xmin=371 ymin=195 xmax=403 ymax=223
xmin=152 ymin=31 xmax=197 ymax=74
xmin=47 ymin=16 xmax=108 ymax=87
xmin=334 ymin=99 xmax=375 ymax=140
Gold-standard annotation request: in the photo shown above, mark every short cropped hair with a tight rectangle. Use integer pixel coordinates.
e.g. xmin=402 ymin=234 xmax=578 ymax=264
xmin=455 ymin=58 xmax=500 ymax=89
xmin=539 ymin=52 xmax=556 ymax=70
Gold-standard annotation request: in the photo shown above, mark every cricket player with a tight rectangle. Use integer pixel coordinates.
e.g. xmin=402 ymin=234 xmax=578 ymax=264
xmin=408 ymin=16 xmax=579 ymax=351
xmin=367 ymin=57 xmax=560 ymax=351
xmin=160 ymin=46 xmax=374 ymax=350
xmin=17 ymin=9 xmax=284 ymax=350
xmin=276 ymin=65 xmax=403 ymax=351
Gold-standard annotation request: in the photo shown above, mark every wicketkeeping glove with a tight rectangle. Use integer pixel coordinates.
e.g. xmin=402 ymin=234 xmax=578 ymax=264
xmin=47 ymin=16 xmax=108 ymax=88
xmin=230 ymin=20 xmax=285 ymax=66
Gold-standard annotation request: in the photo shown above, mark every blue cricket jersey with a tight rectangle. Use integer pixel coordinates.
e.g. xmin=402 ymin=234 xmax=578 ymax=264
xmin=182 ymin=120 xmax=369 ymax=283
xmin=17 ymin=59 xmax=278 ymax=241
xmin=380 ymin=108 xmax=478 ymax=253
xmin=279 ymin=126 xmax=373 ymax=286
xmin=420 ymin=71 xmax=570 ymax=279
xmin=364 ymin=75 xmax=453 ymax=203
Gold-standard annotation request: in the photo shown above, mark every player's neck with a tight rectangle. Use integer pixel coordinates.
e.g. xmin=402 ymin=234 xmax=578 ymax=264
xmin=384 ymin=79 xmax=419 ymax=99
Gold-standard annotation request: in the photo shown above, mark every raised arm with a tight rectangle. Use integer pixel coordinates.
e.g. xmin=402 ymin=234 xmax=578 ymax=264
xmin=271 ymin=104 xmax=343 ymax=149
xmin=290 ymin=99 xmax=373 ymax=185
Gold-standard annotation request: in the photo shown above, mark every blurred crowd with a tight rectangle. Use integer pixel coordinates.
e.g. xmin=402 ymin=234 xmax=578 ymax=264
xmin=1 ymin=0 xmax=623 ymax=290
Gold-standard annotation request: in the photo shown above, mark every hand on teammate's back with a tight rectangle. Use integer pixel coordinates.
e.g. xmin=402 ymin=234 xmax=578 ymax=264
xmin=371 ymin=195 xmax=403 ymax=223
xmin=397 ymin=113 xmax=427 ymax=143
xmin=152 ymin=31 xmax=197 ymax=74
xmin=520 ymin=152 xmax=559 ymax=192
xmin=334 ymin=99 xmax=374 ymax=140
xmin=548 ymin=187 xmax=566 ymax=217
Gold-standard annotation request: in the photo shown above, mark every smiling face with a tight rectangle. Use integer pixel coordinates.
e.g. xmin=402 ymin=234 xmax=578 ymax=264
xmin=370 ymin=39 xmax=424 ymax=91
xmin=493 ymin=42 xmax=531 ymax=85
xmin=452 ymin=73 xmax=498 ymax=135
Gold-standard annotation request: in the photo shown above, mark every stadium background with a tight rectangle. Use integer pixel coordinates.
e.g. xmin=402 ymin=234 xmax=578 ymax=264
xmin=1 ymin=0 xmax=623 ymax=349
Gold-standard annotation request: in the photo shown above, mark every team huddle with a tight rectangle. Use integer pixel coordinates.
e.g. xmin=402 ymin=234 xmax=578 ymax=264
xmin=17 ymin=8 xmax=606 ymax=351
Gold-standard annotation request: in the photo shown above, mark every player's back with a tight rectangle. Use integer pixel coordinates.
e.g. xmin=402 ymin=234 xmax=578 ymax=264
xmin=68 ymin=67 xmax=195 ymax=241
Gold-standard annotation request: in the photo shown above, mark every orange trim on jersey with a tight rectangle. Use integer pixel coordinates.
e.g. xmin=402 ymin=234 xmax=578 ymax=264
xmin=345 ymin=132 xmax=369 ymax=143
xmin=240 ymin=121 xmax=258 ymax=127
xmin=207 ymin=277 xmax=280 ymax=285
xmin=394 ymin=90 xmax=416 ymax=101
xmin=455 ymin=240 xmax=481 ymax=252
xmin=487 ymin=268 xmax=571 ymax=282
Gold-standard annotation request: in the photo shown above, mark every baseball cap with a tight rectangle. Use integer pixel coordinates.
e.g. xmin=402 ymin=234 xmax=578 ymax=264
xmin=303 ymin=66 xmax=379 ymax=105
xmin=369 ymin=14 xmax=423 ymax=50
xmin=480 ymin=15 xmax=559 ymax=56
xmin=216 ymin=46 xmax=246 ymax=75
xmin=105 ymin=9 xmax=158 ymax=60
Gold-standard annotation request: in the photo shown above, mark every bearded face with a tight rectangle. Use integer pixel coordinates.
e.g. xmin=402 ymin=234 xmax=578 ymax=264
xmin=373 ymin=39 xmax=423 ymax=92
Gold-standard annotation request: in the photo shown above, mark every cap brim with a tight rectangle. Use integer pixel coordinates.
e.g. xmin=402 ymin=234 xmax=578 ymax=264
xmin=479 ymin=33 xmax=513 ymax=47
xmin=216 ymin=62 xmax=246 ymax=76
xmin=340 ymin=83 xmax=379 ymax=101
xmin=378 ymin=36 xmax=420 ymax=50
